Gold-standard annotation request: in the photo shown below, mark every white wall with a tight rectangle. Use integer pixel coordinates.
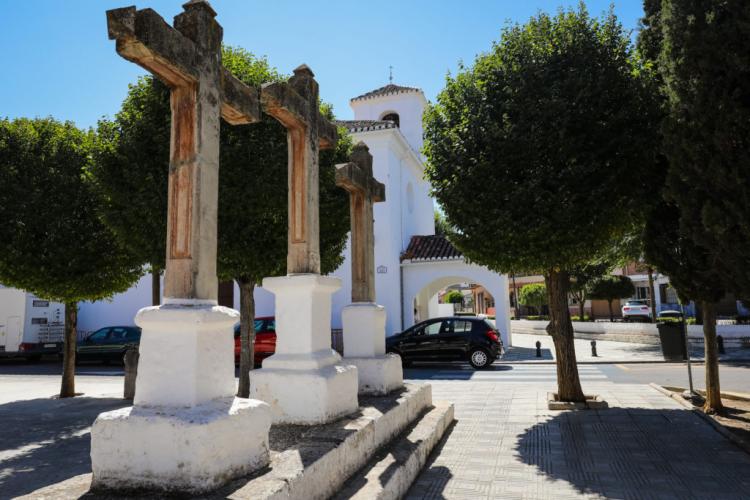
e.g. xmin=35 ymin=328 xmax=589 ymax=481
xmin=401 ymin=260 xmax=512 ymax=346
xmin=350 ymin=90 xmax=428 ymax=156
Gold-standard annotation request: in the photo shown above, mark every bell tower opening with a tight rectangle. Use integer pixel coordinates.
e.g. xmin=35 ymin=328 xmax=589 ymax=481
xmin=380 ymin=112 xmax=400 ymax=127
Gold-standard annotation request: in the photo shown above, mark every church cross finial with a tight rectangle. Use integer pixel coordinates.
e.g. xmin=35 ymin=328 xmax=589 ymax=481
xmin=388 ymin=65 xmax=393 ymax=84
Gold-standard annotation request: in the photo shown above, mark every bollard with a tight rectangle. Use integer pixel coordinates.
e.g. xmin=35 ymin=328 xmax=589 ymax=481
xmin=591 ymin=340 xmax=598 ymax=357
xmin=535 ymin=341 xmax=542 ymax=358
xmin=123 ymin=348 xmax=139 ymax=400
xmin=717 ymin=335 xmax=725 ymax=355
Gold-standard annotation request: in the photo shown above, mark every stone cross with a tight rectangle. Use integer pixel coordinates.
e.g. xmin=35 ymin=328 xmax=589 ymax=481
xmin=107 ymin=0 xmax=261 ymax=301
xmin=335 ymin=143 xmax=385 ymax=303
xmin=260 ymin=65 xmax=338 ymax=275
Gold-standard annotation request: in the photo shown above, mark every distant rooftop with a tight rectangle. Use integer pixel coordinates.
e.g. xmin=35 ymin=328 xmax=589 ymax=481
xmin=351 ymin=84 xmax=421 ymax=102
xmin=334 ymin=120 xmax=398 ymax=133
xmin=401 ymin=235 xmax=463 ymax=262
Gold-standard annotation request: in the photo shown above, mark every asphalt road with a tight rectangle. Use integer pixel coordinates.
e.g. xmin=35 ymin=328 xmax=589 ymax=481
xmin=2 ymin=358 xmax=749 ymax=403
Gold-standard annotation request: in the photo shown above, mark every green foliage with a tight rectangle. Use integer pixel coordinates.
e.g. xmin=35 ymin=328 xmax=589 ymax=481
xmin=93 ymin=46 xmax=351 ymax=288
xmin=434 ymin=210 xmax=451 ymax=236
xmin=92 ymin=76 xmax=170 ymax=275
xmin=518 ymin=283 xmax=547 ymax=311
xmin=423 ymin=4 xmax=661 ymax=275
xmin=443 ymin=290 xmax=464 ymax=304
xmin=588 ymin=275 xmax=635 ymax=303
xmin=217 ymin=46 xmax=350 ymax=283
xmin=654 ymin=0 xmax=750 ymax=299
xmin=0 ymin=117 xmax=142 ymax=302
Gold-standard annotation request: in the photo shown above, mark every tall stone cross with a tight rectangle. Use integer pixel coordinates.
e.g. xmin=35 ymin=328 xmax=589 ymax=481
xmin=261 ymin=66 xmax=338 ymax=274
xmin=335 ymin=143 xmax=385 ymax=303
xmin=107 ymin=0 xmax=261 ymax=301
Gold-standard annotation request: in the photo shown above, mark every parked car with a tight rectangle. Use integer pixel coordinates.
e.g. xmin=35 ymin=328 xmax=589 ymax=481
xmin=386 ymin=316 xmax=503 ymax=369
xmin=234 ymin=317 xmax=276 ymax=367
xmin=76 ymin=326 xmax=141 ymax=364
xmin=622 ymin=300 xmax=652 ymax=321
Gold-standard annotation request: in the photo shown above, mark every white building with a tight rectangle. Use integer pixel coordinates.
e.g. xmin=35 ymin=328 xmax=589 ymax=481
xmin=78 ymin=84 xmax=512 ymax=345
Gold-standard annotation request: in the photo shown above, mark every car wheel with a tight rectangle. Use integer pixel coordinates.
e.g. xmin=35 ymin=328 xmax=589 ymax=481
xmin=468 ymin=348 xmax=491 ymax=369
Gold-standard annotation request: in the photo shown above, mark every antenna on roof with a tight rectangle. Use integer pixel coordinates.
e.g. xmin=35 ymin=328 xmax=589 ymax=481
xmin=389 ymin=65 xmax=393 ymax=84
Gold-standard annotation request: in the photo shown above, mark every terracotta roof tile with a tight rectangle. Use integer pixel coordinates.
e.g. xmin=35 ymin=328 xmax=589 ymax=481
xmin=401 ymin=235 xmax=463 ymax=262
xmin=351 ymin=84 xmax=421 ymax=102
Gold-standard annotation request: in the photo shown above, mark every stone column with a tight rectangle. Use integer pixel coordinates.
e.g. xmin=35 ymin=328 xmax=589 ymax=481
xmin=249 ymin=66 xmax=358 ymax=424
xmin=92 ymin=3 xmax=271 ymax=493
xmin=337 ymin=143 xmax=403 ymax=395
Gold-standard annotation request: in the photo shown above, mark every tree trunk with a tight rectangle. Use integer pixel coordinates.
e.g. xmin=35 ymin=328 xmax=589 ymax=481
xmin=151 ymin=268 xmax=160 ymax=306
xmin=607 ymin=299 xmax=614 ymax=322
xmin=60 ymin=302 xmax=77 ymax=398
xmin=647 ymin=267 xmax=656 ymax=323
xmin=237 ymin=278 xmax=256 ymax=399
xmin=579 ymin=293 xmax=585 ymax=321
xmin=546 ymin=269 xmax=586 ymax=402
xmin=701 ymin=301 xmax=724 ymax=414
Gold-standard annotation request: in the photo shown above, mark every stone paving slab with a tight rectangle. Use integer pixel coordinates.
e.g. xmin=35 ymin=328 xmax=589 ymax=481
xmin=406 ymin=378 xmax=750 ymax=500
xmin=505 ymin=333 xmax=750 ymax=364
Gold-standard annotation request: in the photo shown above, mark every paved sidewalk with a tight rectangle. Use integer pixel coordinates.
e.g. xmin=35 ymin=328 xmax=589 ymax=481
xmin=505 ymin=333 xmax=749 ymax=363
xmin=407 ymin=375 xmax=750 ymax=499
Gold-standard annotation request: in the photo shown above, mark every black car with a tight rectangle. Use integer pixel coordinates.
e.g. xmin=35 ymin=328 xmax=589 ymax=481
xmin=76 ymin=326 xmax=141 ymax=364
xmin=386 ymin=317 xmax=503 ymax=369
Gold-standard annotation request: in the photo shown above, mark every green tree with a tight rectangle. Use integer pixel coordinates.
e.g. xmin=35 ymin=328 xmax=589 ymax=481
xmin=443 ymin=290 xmax=464 ymax=305
xmin=423 ymin=5 xmax=660 ymax=401
xmin=434 ymin=210 xmax=451 ymax=236
xmin=643 ymin=201 xmax=726 ymax=412
xmin=588 ymin=275 xmax=635 ymax=322
xmin=0 ymin=118 xmax=142 ymax=397
xmin=518 ymin=283 xmax=547 ymax=316
xmin=646 ymin=0 xmax=750 ymax=413
xmin=92 ymin=78 xmax=170 ymax=306
xmin=569 ymin=262 xmax=610 ymax=321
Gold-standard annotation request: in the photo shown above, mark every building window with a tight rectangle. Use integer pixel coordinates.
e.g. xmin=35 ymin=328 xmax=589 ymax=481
xmin=381 ymin=112 xmax=400 ymax=127
xmin=31 ymin=317 xmax=48 ymax=325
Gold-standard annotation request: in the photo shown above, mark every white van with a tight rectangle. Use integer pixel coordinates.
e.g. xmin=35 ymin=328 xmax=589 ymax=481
xmin=0 ymin=286 xmax=65 ymax=361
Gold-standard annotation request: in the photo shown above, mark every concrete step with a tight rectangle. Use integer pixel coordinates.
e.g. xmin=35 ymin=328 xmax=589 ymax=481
xmin=334 ymin=401 xmax=455 ymax=500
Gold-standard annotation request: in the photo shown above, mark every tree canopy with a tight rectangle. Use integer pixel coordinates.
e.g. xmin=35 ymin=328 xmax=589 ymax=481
xmin=0 ymin=117 xmax=142 ymax=397
xmin=423 ymin=5 xmax=661 ymax=275
xmin=518 ymin=283 xmax=547 ymax=314
xmin=423 ymin=4 xmax=660 ymax=402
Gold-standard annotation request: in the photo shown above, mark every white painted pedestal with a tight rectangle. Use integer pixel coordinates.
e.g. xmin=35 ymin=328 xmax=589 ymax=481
xmin=250 ymin=274 xmax=359 ymax=424
xmin=342 ymin=302 xmax=403 ymax=396
xmin=90 ymin=302 xmax=272 ymax=493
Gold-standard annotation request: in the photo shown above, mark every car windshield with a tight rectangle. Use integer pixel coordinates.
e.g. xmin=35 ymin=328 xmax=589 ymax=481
xmin=483 ymin=319 xmax=496 ymax=330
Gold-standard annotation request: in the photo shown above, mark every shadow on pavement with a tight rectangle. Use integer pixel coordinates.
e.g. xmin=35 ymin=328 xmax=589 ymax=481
xmin=404 ymin=364 xmax=514 ymax=380
xmin=515 ymin=407 xmax=750 ymax=499
xmin=0 ymin=359 xmax=124 ymax=377
xmin=0 ymin=396 xmax=129 ymax=498
xmin=503 ymin=345 xmax=554 ymax=361
xmin=404 ymin=420 xmax=456 ymax=499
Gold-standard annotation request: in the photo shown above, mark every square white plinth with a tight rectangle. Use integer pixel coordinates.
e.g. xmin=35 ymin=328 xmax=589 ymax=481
xmin=250 ymin=362 xmax=359 ymax=424
xmin=346 ymin=354 xmax=404 ymax=395
xmin=91 ymin=397 xmax=271 ymax=493
xmin=342 ymin=302 xmax=386 ymax=358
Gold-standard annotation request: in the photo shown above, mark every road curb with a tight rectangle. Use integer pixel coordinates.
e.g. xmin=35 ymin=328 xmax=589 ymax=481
xmin=649 ymin=383 xmax=750 ymax=457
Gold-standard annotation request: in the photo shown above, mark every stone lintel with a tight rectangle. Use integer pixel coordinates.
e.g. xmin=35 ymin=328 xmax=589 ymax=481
xmin=107 ymin=7 xmax=199 ymax=88
xmin=220 ymin=68 xmax=261 ymax=125
xmin=335 ymin=162 xmax=385 ymax=202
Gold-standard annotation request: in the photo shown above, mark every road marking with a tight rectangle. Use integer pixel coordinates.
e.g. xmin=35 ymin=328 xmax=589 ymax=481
xmin=615 ymin=364 xmax=631 ymax=371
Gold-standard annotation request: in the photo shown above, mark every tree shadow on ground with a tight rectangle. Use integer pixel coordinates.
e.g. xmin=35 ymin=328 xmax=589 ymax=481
xmin=515 ymin=407 xmax=750 ymax=499
xmin=0 ymin=396 xmax=128 ymax=498
xmin=403 ymin=420 xmax=456 ymax=499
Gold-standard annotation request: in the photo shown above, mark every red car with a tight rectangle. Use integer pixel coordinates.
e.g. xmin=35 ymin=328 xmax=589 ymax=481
xmin=234 ymin=317 xmax=276 ymax=367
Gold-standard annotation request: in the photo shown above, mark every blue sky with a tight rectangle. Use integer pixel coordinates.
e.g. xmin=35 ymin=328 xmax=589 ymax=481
xmin=0 ymin=0 xmax=645 ymax=129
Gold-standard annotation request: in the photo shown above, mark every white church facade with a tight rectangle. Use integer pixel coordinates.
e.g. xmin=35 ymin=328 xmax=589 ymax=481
xmin=77 ymin=84 xmax=512 ymax=345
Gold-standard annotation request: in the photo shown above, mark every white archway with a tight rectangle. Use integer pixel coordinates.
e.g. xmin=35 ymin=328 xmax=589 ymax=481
xmin=401 ymin=260 xmax=512 ymax=346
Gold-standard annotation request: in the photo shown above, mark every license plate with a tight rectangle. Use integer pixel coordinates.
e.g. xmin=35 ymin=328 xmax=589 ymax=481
xmin=44 ymin=343 xmax=56 ymax=348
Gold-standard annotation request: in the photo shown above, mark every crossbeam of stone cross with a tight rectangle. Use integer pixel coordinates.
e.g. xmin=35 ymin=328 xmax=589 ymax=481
xmin=260 ymin=65 xmax=338 ymax=275
xmin=107 ymin=0 xmax=261 ymax=301
xmin=335 ymin=142 xmax=385 ymax=303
